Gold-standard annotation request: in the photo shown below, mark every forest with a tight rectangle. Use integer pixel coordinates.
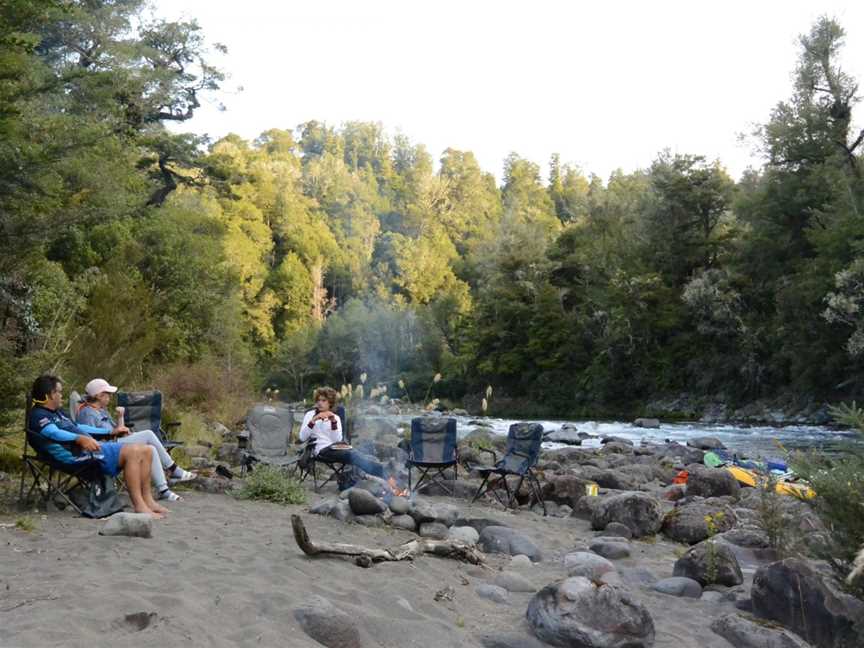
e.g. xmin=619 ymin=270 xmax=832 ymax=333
xmin=2 ymin=0 xmax=864 ymax=430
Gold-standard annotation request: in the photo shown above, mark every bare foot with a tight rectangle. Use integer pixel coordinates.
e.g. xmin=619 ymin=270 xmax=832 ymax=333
xmin=133 ymin=505 xmax=164 ymax=520
xmin=151 ymin=503 xmax=170 ymax=515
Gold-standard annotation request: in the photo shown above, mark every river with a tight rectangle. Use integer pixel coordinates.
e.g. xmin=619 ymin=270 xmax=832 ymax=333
xmin=367 ymin=413 xmax=858 ymax=458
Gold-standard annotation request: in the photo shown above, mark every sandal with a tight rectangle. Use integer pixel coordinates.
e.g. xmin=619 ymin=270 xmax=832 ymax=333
xmin=159 ymin=488 xmax=183 ymax=502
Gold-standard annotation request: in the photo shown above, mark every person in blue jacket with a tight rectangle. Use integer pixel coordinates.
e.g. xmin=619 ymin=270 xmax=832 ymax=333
xmin=28 ymin=374 xmax=169 ymax=519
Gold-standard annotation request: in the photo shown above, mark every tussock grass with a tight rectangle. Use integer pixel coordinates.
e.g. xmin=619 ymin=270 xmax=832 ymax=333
xmin=234 ymin=465 xmax=306 ymax=506
xmin=15 ymin=516 xmax=36 ymax=532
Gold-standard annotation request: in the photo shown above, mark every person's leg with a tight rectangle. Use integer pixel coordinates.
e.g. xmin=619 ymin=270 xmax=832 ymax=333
xmin=139 ymin=447 xmax=170 ymax=515
xmin=348 ymin=450 xmax=385 ymax=478
xmin=120 ymin=430 xmax=193 ymax=488
xmin=118 ymin=444 xmax=162 ymax=518
xmin=121 ymin=430 xmax=172 ymax=468
xmin=318 ymin=447 xmax=384 ymax=478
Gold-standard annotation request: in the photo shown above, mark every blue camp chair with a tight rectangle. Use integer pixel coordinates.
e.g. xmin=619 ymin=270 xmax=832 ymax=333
xmin=19 ymin=394 xmax=115 ymax=516
xmin=472 ymin=422 xmax=546 ymax=515
xmin=117 ymin=390 xmax=182 ymax=452
xmin=407 ymin=417 xmax=458 ymax=495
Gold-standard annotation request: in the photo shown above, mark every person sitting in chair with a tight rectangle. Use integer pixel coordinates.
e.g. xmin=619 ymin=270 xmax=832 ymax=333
xmin=76 ymin=377 xmax=195 ymax=502
xmin=28 ymin=374 xmax=169 ymax=519
xmin=300 ymin=387 xmax=384 ymax=479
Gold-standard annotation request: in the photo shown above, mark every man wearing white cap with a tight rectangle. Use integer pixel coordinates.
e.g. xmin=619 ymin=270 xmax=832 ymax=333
xmin=77 ymin=378 xmax=196 ymax=501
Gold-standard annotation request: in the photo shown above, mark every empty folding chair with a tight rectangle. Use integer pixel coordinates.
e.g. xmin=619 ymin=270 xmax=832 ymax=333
xmin=117 ymin=390 xmax=182 ymax=452
xmin=243 ymin=403 xmax=295 ymax=474
xmin=407 ymin=417 xmax=458 ymax=495
xmin=471 ymin=422 xmax=546 ymax=515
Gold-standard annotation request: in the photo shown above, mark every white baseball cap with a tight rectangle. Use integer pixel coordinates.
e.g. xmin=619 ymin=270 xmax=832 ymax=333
xmin=85 ymin=378 xmax=118 ymax=397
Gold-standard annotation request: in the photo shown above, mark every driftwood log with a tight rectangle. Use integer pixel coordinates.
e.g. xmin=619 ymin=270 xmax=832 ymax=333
xmin=290 ymin=515 xmax=486 ymax=566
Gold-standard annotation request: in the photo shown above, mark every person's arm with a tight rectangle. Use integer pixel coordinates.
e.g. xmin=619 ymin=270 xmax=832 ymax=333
xmin=77 ymin=407 xmax=113 ymax=433
xmin=75 ymin=421 xmax=114 ymax=438
xmin=38 ymin=423 xmax=101 ymax=452
xmin=331 ymin=413 xmax=342 ymax=443
xmin=299 ymin=410 xmax=315 ymax=442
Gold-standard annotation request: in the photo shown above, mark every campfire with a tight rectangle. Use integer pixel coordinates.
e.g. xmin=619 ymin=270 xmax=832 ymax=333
xmin=387 ymin=476 xmax=410 ymax=498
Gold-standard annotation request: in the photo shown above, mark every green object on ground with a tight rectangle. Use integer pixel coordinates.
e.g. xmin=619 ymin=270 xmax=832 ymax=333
xmin=703 ymin=451 xmax=725 ymax=468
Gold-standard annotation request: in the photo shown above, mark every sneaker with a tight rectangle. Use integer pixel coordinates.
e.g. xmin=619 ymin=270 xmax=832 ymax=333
xmin=159 ymin=488 xmax=182 ymax=502
xmin=170 ymin=467 xmax=197 ymax=483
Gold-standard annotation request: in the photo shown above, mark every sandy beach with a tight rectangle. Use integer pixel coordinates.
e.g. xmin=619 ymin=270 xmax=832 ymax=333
xmin=0 ymin=483 xmax=760 ymax=648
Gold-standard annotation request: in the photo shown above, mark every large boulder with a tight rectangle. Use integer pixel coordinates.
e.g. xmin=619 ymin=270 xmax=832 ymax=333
xmin=293 ymin=596 xmax=363 ymax=648
xmin=653 ymin=442 xmax=705 ymax=466
xmin=589 ymin=539 xmax=631 ymax=560
xmin=448 ymin=526 xmax=480 ymax=545
xmin=408 ymin=500 xmax=460 ymax=526
xmin=710 ymin=613 xmax=814 ymax=648
xmin=99 ymin=513 xmax=153 ymax=538
xmin=599 ymin=442 xmax=635 ymax=456
xmin=494 ymin=571 xmax=537 ymax=593
xmin=348 ymin=489 xmax=387 ymax=516
xmin=602 ymin=436 xmax=634 ymax=446
xmin=686 ymin=436 xmax=726 ymax=450
xmin=661 ymin=498 xmax=737 ymax=544
xmin=564 ymin=552 xmax=616 ymax=580
xmin=418 ymin=522 xmax=449 ymax=539
xmin=476 ymin=584 xmax=510 ymax=604
xmin=479 ymin=526 xmax=543 ymax=562
xmin=715 ymin=528 xmax=770 ymax=549
xmin=544 ymin=428 xmax=583 ymax=445
xmin=526 ymin=577 xmax=655 ymax=647
xmin=686 ymin=465 xmax=740 ymax=499
xmin=751 ymin=559 xmax=864 ymax=648
xmin=542 ymin=474 xmax=597 ymax=508
xmin=673 ymin=539 xmax=743 ymax=587
xmin=653 ymin=577 xmax=702 ymax=599
xmin=592 ymin=469 xmax=641 ymax=491
xmin=390 ymin=514 xmax=416 ymax=531
xmin=591 ymin=492 xmax=663 ymax=538
xmin=633 ymin=418 xmax=660 ymax=429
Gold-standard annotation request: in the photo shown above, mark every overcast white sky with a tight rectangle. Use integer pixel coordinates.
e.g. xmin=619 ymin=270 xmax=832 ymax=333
xmin=154 ymin=0 xmax=864 ymax=182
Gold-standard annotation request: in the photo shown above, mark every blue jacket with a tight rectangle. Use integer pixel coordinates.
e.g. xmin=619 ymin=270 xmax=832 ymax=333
xmin=28 ymin=406 xmax=112 ymax=464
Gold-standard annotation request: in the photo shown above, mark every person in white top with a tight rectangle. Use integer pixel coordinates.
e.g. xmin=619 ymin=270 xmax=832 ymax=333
xmin=299 ymin=386 xmax=384 ymax=479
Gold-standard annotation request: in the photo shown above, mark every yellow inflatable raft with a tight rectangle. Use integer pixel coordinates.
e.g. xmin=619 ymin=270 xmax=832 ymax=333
xmin=726 ymin=466 xmax=815 ymax=499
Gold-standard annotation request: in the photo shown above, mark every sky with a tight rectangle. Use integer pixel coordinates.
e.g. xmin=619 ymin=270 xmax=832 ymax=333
xmin=153 ymin=0 xmax=864 ymax=183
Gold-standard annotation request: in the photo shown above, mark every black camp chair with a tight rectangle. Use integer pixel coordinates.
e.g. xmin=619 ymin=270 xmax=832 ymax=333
xmin=471 ymin=422 xmax=546 ymax=515
xmin=294 ymin=405 xmax=351 ymax=492
xmin=19 ymin=395 xmax=114 ymax=516
xmin=117 ymin=390 xmax=182 ymax=452
xmin=407 ymin=417 xmax=458 ymax=495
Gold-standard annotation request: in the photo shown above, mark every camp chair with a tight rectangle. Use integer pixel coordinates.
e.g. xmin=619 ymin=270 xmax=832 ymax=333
xmin=242 ymin=403 xmax=294 ymax=473
xmin=407 ymin=417 xmax=458 ymax=495
xmin=471 ymin=422 xmax=547 ymax=515
xmin=117 ymin=390 xmax=182 ymax=452
xmin=294 ymin=406 xmax=351 ymax=492
xmin=18 ymin=396 xmax=113 ymax=516
xmin=69 ymin=390 xmax=84 ymax=422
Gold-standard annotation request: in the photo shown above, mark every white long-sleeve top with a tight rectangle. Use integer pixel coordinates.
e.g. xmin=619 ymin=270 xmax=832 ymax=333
xmin=299 ymin=409 xmax=343 ymax=455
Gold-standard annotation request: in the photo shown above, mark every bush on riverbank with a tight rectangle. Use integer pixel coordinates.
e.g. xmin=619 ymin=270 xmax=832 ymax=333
xmin=792 ymin=402 xmax=864 ymax=597
xmin=235 ymin=465 xmax=306 ymax=506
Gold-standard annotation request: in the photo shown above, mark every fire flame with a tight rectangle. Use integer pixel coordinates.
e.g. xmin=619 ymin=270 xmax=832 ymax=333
xmin=388 ymin=476 xmax=409 ymax=498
